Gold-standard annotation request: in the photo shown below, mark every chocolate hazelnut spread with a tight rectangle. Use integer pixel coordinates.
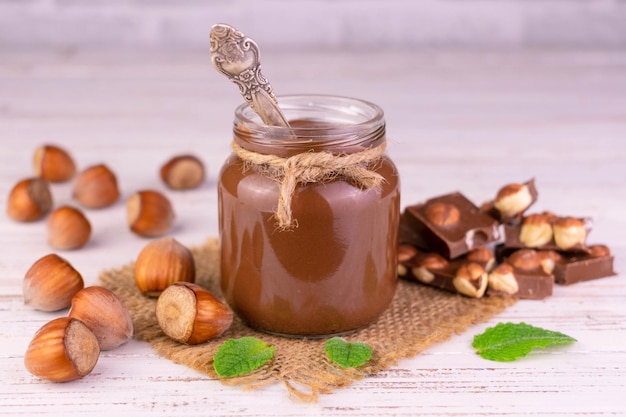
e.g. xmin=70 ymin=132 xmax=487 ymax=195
xmin=218 ymin=95 xmax=400 ymax=336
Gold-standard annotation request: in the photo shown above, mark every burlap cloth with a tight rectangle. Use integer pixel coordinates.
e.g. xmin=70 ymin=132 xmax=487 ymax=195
xmin=99 ymin=238 xmax=515 ymax=402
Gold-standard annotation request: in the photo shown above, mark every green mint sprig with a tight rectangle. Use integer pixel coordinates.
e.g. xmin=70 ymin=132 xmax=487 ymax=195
xmin=213 ymin=336 xmax=275 ymax=377
xmin=472 ymin=322 xmax=577 ymax=362
xmin=325 ymin=337 xmax=372 ymax=368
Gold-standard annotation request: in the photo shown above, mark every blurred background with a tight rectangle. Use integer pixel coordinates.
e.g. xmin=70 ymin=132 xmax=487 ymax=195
xmin=1 ymin=0 xmax=626 ymax=51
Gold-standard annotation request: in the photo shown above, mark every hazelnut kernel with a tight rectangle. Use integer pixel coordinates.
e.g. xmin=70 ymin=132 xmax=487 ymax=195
xmin=494 ymin=183 xmax=532 ymax=217
xmin=589 ymin=244 xmax=611 ymax=257
xmin=411 ymin=266 xmax=435 ymax=284
xmin=410 ymin=253 xmax=448 ymax=284
xmin=537 ymin=250 xmax=562 ymax=274
xmin=453 ymin=262 xmax=488 ymax=298
xmin=553 ymin=217 xmax=587 ymax=250
xmin=467 ymin=247 xmax=495 ymax=271
xmin=506 ymin=249 xmax=541 ymax=271
xmin=424 ymin=202 xmax=460 ymax=227
xmin=397 ymin=245 xmax=418 ymax=263
xmin=488 ymin=264 xmax=519 ymax=295
xmin=6 ymin=177 xmax=53 ymax=222
xmin=542 ymin=211 xmax=559 ymax=223
xmin=415 ymin=253 xmax=449 ymax=270
xmin=519 ymin=213 xmax=553 ymax=247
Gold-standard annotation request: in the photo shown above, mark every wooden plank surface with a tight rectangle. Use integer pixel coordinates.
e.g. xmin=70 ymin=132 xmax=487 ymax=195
xmin=0 ymin=49 xmax=625 ymax=416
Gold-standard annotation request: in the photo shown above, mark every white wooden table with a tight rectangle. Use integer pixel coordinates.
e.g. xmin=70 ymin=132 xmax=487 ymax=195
xmin=1 ymin=49 xmax=625 ymax=416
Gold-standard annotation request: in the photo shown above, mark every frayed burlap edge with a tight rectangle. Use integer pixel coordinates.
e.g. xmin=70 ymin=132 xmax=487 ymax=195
xmin=99 ymin=238 xmax=516 ymax=402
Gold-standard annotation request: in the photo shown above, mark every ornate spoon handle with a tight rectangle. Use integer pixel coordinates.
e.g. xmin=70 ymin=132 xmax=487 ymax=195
xmin=210 ymin=24 xmax=292 ymax=129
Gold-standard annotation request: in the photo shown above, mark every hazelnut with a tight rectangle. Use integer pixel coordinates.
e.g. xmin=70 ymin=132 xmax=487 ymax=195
xmin=68 ymin=286 xmax=134 ymax=351
xmin=126 ymin=190 xmax=175 ymax=237
xmin=589 ymin=244 xmax=611 ymax=258
xmin=542 ymin=211 xmax=559 ymax=223
xmin=156 ymin=282 xmax=233 ymax=345
xmin=479 ymin=200 xmax=495 ymax=214
xmin=73 ymin=164 xmax=120 ymax=209
xmin=24 ymin=317 xmax=100 ymax=383
xmin=519 ymin=213 xmax=553 ymax=248
xmin=411 ymin=253 xmax=448 ymax=284
xmin=6 ymin=177 xmax=53 ymax=222
xmin=537 ymin=250 xmax=562 ymax=274
xmin=493 ymin=183 xmax=533 ymax=218
xmin=553 ymin=217 xmax=587 ymax=250
xmin=506 ymin=249 xmax=541 ymax=271
xmin=424 ymin=202 xmax=460 ymax=227
xmin=417 ymin=253 xmax=449 ymax=269
xmin=487 ymin=264 xmax=519 ymax=295
xmin=33 ymin=144 xmax=76 ymax=183
xmin=46 ymin=206 xmax=92 ymax=250
xmin=23 ymin=254 xmax=84 ymax=312
xmin=135 ymin=237 xmax=195 ymax=297
xmin=411 ymin=266 xmax=435 ymax=284
xmin=397 ymin=244 xmax=418 ymax=263
xmin=467 ymin=247 xmax=495 ymax=271
xmin=453 ymin=262 xmax=488 ymax=298
xmin=160 ymin=154 xmax=205 ymax=190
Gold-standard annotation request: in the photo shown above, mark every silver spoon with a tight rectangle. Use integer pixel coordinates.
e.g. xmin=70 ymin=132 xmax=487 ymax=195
xmin=210 ymin=23 xmax=292 ymax=129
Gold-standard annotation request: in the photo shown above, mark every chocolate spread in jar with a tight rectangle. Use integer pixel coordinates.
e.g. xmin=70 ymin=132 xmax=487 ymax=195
xmin=218 ymin=98 xmax=400 ymax=336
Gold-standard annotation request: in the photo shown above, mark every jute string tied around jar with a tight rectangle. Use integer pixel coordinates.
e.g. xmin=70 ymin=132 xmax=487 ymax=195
xmin=232 ymin=141 xmax=387 ymax=229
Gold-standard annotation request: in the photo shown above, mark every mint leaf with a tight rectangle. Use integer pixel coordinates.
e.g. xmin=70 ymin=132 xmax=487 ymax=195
xmin=325 ymin=337 xmax=372 ymax=368
xmin=213 ymin=337 xmax=275 ymax=377
xmin=472 ymin=322 xmax=576 ymax=362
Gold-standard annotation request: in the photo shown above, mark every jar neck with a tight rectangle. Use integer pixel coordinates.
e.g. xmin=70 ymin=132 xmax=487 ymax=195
xmin=233 ymin=95 xmax=386 ymax=158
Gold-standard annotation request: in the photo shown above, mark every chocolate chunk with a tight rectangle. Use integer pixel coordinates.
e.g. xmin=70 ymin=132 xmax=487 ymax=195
xmin=398 ymin=248 xmax=492 ymax=298
xmin=487 ymin=262 xmax=554 ymax=300
xmin=401 ymin=192 xmax=500 ymax=259
xmin=553 ymin=244 xmax=616 ymax=285
xmin=482 ymin=178 xmax=538 ymax=225
xmin=503 ymin=213 xmax=592 ymax=253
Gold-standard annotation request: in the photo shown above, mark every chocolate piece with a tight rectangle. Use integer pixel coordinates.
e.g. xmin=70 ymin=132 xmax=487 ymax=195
xmin=487 ymin=262 xmax=554 ymax=300
xmin=466 ymin=246 xmax=496 ymax=271
xmin=553 ymin=245 xmax=616 ymax=285
xmin=503 ymin=213 xmax=592 ymax=253
xmin=402 ymin=192 xmax=500 ymax=259
xmin=482 ymin=178 xmax=538 ymax=225
xmin=399 ymin=211 xmax=421 ymax=246
xmin=398 ymin=249 xmax=492 ymax=298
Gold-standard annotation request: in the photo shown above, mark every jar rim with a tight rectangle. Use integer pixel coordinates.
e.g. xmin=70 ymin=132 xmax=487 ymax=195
xmin=235 ymin=94 xmax=384 ymax=131
xmin=233 ymin=94 xmax=385 ymax=148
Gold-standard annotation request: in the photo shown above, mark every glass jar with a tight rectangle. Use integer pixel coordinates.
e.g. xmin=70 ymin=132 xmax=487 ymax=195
xmin=218 ymin=95 xmax=400 ymax=336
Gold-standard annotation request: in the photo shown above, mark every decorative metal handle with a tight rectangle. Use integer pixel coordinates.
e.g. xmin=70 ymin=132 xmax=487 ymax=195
xmin=210 ymin=24 xmax=291 ymax=129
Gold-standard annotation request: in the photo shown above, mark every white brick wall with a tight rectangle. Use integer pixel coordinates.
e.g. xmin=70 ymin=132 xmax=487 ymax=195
xmin=1 ymin=0 xmax=625 ymax=49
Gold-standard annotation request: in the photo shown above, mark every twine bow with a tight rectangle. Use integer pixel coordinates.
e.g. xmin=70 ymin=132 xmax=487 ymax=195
xmin=232 ymin=141 xmax=387 ymax=229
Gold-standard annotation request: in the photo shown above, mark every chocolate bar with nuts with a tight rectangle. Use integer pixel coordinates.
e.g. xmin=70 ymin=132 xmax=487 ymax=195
xmin=487 ymin=249 xmax=554 ymax=299
xmin=401 ymin=192 xmax=500 ymax=259
xmin=552 ymin=244 xmax=616 ymax=285
xmin=397 ymin=245 xmax=494 ymax=298
xmin=481 ymin=178 xmax=538 ymax=225
xmin=503 ymin=213 xmax=592 ymax=253
xmin=487 ymin=265 xmax=553 ymax=300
